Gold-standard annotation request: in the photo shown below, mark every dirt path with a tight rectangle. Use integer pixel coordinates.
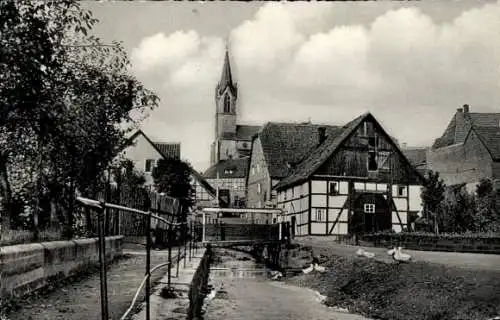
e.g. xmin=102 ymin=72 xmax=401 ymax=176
xmin=5 ymin=251 xmax=173 ymax=320
xmin=296 ymin=236 xmax=500 ymax=271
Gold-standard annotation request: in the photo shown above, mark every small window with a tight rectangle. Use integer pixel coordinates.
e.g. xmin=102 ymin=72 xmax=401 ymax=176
xmin=251 ymin=166 xmax=256 ymax=175
xmin=368 ymin=152 xmax=378 ymax=171
xmin=145 ymin=159 xmax=155 ymax=173
xmin=224 ymin=94 xmax=231 ymax=113
xmin=368 ymin=136 xmax=377 ymax=148
xmin=397 ymin=186 xmax=406 ymax=197
xmin=291 ymin=188 xmax=294 ymax=198
xmin=329 ymin=182 xmax=338 ymax=196
xmin=315 ymin=209 xmax=324 ymax=221
xmin=243 ymin=142 xmax=248 ymax=148
xmin=257 ymin=183 xmax=261 ymax=194
xmin=364 ymin=203 xmax=375 ymax=213
xmin=284 ymin=191 xmax=287 ymax=201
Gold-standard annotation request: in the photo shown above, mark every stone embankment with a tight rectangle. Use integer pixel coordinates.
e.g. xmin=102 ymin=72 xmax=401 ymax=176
xmin=0 ymin=236 xmax=123 ymax=301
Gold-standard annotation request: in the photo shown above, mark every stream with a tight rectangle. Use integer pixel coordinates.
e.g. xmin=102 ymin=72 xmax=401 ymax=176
xmin=202 ymin=248 xmax=369 ymax=320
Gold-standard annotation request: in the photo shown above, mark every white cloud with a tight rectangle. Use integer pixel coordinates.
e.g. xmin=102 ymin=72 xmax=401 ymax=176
xmin=130 ymin=1 xmax=500 ymax=171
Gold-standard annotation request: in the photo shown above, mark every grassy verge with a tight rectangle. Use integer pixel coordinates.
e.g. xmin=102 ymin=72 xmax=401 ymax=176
xmin=286 ymin=247 xmax=500 ymax=320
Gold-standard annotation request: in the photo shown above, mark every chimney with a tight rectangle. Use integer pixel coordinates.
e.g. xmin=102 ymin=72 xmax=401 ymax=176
xmin=318 ymin=127 xmax=327 ymax=144
xmin=463 ymin=104 xmax=470 ymax=113
xmin=457 ymin=107 xmax=463 ymax=113
xmin=402 ymin=142 xmax=407 ymax=150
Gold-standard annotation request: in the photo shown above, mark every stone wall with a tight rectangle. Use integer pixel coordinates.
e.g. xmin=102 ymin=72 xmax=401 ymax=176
xmin=187 ymin=245 xmax=212 ymax=320
xmin=0 ymin=235 xmax=123 ymax=300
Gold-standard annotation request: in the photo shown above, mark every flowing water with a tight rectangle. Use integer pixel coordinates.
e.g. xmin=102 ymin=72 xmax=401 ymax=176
xmin=203 ymin=249 xmax=369 ymax=320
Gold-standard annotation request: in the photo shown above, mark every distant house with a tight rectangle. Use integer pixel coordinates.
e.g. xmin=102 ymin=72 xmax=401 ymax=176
xmin=427 ymin=104 xmax=500 ymax=196
xmin=274 ymin=113 xmax=424 ymax=237
xmin=401 ymin=145 xmax=429 ymax=176
xmin=246 ymin=122 xmax=342 ymax=209
xmin=121 ymin=129 xmax=224 ymax=208
xmin=202 ymin=157 xmax=248 ymax=207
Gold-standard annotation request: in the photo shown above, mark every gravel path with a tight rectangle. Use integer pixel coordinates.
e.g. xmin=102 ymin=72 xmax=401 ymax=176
xmin=5 ymin=251 xmax=173 ymax=320
xmin=296 ymin=236 xmax=500 ymax=271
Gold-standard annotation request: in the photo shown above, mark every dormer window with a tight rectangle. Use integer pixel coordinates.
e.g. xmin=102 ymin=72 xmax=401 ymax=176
xmin=224 ymin=94 xmax=231 ymax=113
xmin=368 ymin=152 xmax=378 ymax=171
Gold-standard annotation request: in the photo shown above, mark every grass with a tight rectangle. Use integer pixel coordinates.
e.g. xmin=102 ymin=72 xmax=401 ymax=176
xmin=0 ymin=228 xmax=64 ymax=246
xmin=286 ymin=247 xmax=500 ymax=320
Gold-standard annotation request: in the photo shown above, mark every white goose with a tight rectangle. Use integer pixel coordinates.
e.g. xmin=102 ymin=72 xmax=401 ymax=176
xmin=392 ymin=246 xmax=411 ymax=262
xmin=356 ymin=248 xmax=375 ymax=259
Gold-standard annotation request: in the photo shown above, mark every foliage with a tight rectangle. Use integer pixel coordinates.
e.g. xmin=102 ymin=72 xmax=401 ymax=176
xmin=152 ymin=158 xmax=195 ymax=218
xmin=474 ymin=178 xmax=500 ymax=232
xmin=438 ymin=187 xmax=476 ymax=233
xmin=420 ymin=170 xmax=445 ymax=232
xmin=0 ymin=1 xmax=158 ymax=237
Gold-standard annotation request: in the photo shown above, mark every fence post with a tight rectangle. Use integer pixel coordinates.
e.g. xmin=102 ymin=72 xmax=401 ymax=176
xmin=184 ymin=224 xmax=188 ymax=268
xmin=97 ymin=201 xmax=109 ymax=320
xmin=176 ymin=228 xmax=182 ymax=277
xmin=145 ymin=209 xmax=152 ymax=320
xmin=168 ymin=223 xmax=172 ymax=288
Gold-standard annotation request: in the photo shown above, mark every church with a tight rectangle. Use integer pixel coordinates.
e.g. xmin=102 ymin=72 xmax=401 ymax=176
xmin=202 ymin=47 xmax=261 ymax=207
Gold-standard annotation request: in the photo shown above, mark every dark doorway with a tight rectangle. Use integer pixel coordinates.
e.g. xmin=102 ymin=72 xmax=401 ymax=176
xmin=350 ymin=193 xmax=391 ymax=235
xmin=291 ymin=216 xmax=296 ymax=238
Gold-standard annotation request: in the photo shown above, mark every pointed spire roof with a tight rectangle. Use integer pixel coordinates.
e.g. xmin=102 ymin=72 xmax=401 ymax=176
xmin=219 ymin=48 xmax=233 ymax=86
xmin=217 ymin=41 xmax=237 ymax=95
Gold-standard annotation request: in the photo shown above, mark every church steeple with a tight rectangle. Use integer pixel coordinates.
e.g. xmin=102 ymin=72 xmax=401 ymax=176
xmin=217 ymin=43 xmax=237 ymax=98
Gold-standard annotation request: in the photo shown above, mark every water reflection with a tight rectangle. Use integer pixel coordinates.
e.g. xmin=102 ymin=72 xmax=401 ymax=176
xmin=210 ymin=267 xmax=268 ymax=279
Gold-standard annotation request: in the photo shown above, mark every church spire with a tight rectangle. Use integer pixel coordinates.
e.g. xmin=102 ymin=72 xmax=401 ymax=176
xmin=218 ymin=40 xmax=236 ymax=95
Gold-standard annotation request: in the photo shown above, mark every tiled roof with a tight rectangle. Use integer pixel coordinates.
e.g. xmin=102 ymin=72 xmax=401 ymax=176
xmin=236 ymin=125 xmax=261 ymax=141
xmin=258 ymin=122 xmax=343 ymax=179
xmin=153 ymin=142 xmax=180 ymax=160
xmin=275 ymin=113 xmax=420 ymax=190
xmin=203 ymin=157 xmax=249 ymax=179
xmin=433 ymin=111 xmax=500 ymax=149
xmin=402 ymin=147 xmax=428 ymax=167
xmin=275 ymin=113 xmax=367 ymax=189
xmin=473 ymin=126 xmax=500 ymax=161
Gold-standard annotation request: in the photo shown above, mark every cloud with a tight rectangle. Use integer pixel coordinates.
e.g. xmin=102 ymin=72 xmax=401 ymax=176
xmin=130 ymin=1 xmax=500 ymax=171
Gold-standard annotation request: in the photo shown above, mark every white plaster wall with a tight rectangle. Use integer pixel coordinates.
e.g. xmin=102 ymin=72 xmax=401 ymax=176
xmin=329 ymin=195 xmax=347 ymax=208
xmin=408 ymin=185 xmax=423 ymax=212
xmin=311 ymin=222 xmax=326 ymax=234
xmin=311 ymin=180 xmax=327 ymax=193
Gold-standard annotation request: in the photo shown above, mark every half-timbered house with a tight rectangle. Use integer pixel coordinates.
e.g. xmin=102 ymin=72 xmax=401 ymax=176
xmin=274 ymin=113 xmax=424 ymax=237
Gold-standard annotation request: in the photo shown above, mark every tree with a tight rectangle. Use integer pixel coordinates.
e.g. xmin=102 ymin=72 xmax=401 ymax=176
xmin=0 ymin=1 xmax=158 ymax=237
xmin=474 ymin=178 xmax=499 ymax=232
xmin=438 ymin=186 xmax=476 ymax=233
xmin=420 ymin=170 xmax=446 ymax=234
xmin=152 ymin=158 xmax=195 ymax=217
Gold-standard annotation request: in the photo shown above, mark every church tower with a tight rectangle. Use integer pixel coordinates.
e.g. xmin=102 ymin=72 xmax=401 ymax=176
xmin=211 ymin=46 xmax=238 ymax=165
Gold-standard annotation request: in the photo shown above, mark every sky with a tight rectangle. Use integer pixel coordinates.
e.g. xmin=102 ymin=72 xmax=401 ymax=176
xmin=83 ymin=1 xmax=500 ymax=172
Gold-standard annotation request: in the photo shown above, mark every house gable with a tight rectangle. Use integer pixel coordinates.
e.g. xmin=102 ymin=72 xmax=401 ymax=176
xmin=247 ymin=136 xmax=272 ymax=208
xmin=275 ymin=113 xmax=424 ymax=190
xmin=316 ymin=116 xmax=422 ymax=185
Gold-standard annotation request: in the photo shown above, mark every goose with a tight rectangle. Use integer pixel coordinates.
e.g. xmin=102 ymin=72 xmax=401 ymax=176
xmin=270 ymin=270 xmax=283 ymax=280
xmin=356 ymin=248 xmax=375 ymax=259
xmin=313 ymin=263 xmax=326 ymax=273
xmin=302 ymin=263 xmax=314 ymax=274
xmin=392 ymin=246 xmax=411 ymax=262
xmin=387 ymin=248 xmax=396 ymax=256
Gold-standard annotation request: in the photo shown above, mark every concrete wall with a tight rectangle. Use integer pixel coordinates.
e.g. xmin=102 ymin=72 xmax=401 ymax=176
xmin=1 ymin=236 xmax=123 ymax=300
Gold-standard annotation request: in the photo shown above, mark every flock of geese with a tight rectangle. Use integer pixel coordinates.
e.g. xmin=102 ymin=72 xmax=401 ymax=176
xmin=300 ymin=246 xmax=412 ymax=275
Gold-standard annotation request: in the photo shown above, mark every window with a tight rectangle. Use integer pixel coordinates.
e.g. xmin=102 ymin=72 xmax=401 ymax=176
xmin=368 ymin=136 xmax=377 ymax=148
xmin=224 ymin=94 xmax=231 ymax=113
xmin=291 ymin=188 xmax=294 ymax=198
xmin=315 ymin=209 xmax=324 ymax=221
xmin=284 ymin=191 xmax=287 ymax=201
xmin=397 ymin=186 xmax=406 ymax=197
xmin=251 ymin=166 xmax=256 ymax=175
xmin=145 ymin=159 xmax=155 ymax=173
xmin=257 ymin=183 xmax=261 ymax=194
xmin=368 ymin=152 xmax=378 ymax=171
xmin=329 ymin=182 xmax=338 ymax=196
xmin=364 ymin=203 xmax=375 ymax=213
